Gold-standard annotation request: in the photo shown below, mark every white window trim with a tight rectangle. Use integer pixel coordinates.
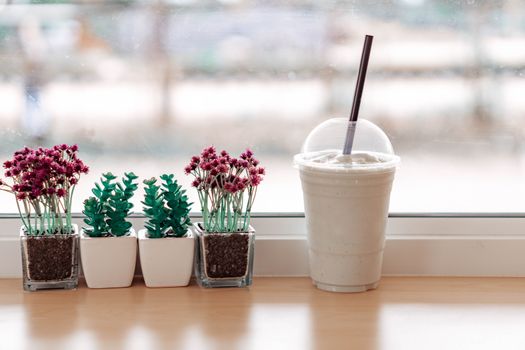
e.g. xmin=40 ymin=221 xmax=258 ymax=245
xmin=1 ymin=213 xmax=525 ymax=278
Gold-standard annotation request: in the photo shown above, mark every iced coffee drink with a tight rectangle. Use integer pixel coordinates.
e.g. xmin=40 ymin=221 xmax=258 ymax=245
xmin=295 ymin=118 xmax=399 ymax=292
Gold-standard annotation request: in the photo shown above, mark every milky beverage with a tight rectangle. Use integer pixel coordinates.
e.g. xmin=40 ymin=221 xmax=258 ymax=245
xmin=297 ymin=150 xmax=397 ymax=292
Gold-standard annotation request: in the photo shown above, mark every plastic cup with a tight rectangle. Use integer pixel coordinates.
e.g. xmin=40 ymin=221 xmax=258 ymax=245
xmin=294 ymin=118 xmax=399 ymax=292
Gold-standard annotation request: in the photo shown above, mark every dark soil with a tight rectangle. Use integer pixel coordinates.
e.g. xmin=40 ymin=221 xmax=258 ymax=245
xmin=26 ymin=235 xmax=76 ymax=281
xmin=203 ymin=233 xmax=249 ymax=278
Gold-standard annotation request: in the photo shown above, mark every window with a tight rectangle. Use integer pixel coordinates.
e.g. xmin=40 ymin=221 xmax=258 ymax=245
xmin=0 ymin=1 xmax=523 ymax=214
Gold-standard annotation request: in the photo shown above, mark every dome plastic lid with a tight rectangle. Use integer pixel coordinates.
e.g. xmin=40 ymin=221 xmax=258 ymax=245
xmin=294 ymin=118 xmax=400 ymax=171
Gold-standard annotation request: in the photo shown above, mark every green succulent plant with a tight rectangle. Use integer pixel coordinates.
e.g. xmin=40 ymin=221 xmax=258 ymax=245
xmin=142 ymin=174 xmax=192 ymax=239
xmin=83 ymin=172 xmax=139 ymax=237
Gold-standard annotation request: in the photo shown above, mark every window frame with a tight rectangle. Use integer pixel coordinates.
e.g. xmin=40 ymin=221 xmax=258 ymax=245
xmin=2 ymin=213 xmax=525 ymax=278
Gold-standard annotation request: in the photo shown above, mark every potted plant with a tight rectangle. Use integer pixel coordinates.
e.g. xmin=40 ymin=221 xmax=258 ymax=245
xmin=81 ymin=172 xmax=139 ymax=288
xmin=0 ymin=145 xmax=89 ymax=291
xmin=139 ymin=174 xmax=193 ymax=287
xmin=185 ymin=146 xmax=265 ymax=288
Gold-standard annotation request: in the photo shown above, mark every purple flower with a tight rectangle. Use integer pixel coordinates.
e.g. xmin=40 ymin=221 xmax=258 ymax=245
xmin=251 ymin=175 xmax=262 ymax=186
xmin=224 ymin=182 xmax=235 ymax=193
xmin=186 ymin=147 xmax=265 ymax=222
xmin=200 ymin=146 xmax=218 ymax=162
xmin=217 ymin=164 xmax=228 ymax=173
xmin=201 ymin=162 xmax=212 ymax=171
xmin=74 ymin=163 xmax=82 ymax=172
xmin=2 ymin=144 xmax=87 ymax=202
xmin=236 ymin=181 xmax=246 ymax=191
xmin=65 ymin=165 xmax=74 ymax=177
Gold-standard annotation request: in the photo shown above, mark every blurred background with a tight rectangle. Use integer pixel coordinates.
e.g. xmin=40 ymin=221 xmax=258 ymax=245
xmin=0 ymin=0 xmax=524 ymax=213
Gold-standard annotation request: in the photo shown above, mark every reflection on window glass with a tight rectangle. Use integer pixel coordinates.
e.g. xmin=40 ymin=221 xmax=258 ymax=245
xmin=0 ymin=0 xmax=524 ymax=213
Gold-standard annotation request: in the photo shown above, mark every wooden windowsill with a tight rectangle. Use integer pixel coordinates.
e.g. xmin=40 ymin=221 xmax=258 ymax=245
xmin=2 ymin=277 xmax=525 ymax=349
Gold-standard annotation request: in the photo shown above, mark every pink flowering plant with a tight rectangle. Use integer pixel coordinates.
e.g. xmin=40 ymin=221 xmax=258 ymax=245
xmin=0 ymin=145 xmax=89 ymax=235
xmin=185 ymin=146 xmax=265 ymax=232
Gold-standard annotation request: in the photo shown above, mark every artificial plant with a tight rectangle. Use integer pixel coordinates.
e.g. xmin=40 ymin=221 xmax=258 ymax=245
xmin=0 ymin=145 xmax=89 ymax=235
xmin=83 ymin=172 xmax=139 ymax=237
xmin=142 ymin=174 xmax=192 ymax=238
xmin=184 ymin=147 xmax=265 ymax=232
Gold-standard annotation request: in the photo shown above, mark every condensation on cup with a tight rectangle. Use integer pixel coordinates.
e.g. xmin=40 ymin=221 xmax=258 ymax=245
xmin=294 ymin=118 xmax=400 ymax=293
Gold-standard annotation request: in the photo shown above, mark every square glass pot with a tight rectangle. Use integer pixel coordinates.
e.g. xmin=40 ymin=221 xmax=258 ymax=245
xmin=20 ymin=224 xmax=79 ymax=291
xmin=193 ymin=223 xmax=255 ymax=288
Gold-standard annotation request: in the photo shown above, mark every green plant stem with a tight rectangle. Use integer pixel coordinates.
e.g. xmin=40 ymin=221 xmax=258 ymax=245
xmin=238 ymin=193 xmax=244 ymax=231
xmin=226 ymin=196 xmax=232 ymax=231
xmin=219 ymin=196 xmax=225 ymax=231
xmin=203 ymin=193 xmax=209 ymax=231
xmin=46 ymin=202 xmax=51 ymax=232
xmin=22 ymin=200 xmax=32 ymax=235
xmin=50 ymin=197 xmax=56 ymax=233
xmin=15 ymin=199 xmax=29 ymax=234
xmin=43 ymin=201 xmax=48 ymax=232
xmin=66 ymin=184 xmax=75 ymax=232
xmin=54 ymin=195 xmax=63 ymax=233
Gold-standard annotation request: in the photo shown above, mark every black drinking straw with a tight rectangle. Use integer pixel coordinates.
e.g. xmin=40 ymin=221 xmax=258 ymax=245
xmin=343 ymin=35 xmax=374 ymax=155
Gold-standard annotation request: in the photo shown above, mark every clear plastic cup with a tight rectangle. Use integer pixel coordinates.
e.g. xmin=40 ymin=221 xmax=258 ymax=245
xmin=294 ymin=118 xmax=400 ymax=292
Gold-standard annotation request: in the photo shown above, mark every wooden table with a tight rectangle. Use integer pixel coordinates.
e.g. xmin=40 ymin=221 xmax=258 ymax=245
xmin=1 ymin=277 xmax=525 ymax=349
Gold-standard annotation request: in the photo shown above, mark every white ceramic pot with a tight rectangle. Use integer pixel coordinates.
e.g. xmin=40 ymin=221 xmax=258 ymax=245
xmin=138 ymin=229 xmax=195 ymax=287
xmin=80 ymin=228 xmax=137 ymax=288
